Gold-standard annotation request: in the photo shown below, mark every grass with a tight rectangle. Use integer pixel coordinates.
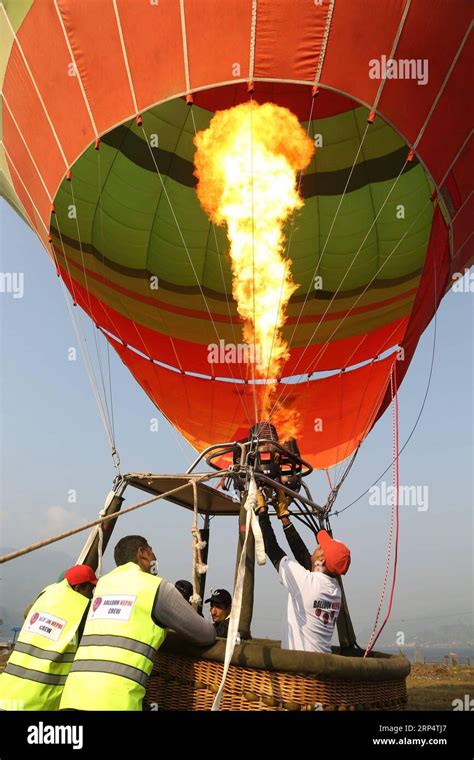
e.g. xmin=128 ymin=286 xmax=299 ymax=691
xmin=406 ymin=663 xmax=474 ymax=711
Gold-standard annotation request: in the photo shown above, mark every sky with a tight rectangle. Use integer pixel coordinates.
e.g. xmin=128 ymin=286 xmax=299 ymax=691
xmin=0 ymin=199 xmax=472 ymax=646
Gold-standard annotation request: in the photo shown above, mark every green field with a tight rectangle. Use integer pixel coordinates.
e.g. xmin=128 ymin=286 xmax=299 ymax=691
xmin=406 ymin=663 xmax=474 ymax=711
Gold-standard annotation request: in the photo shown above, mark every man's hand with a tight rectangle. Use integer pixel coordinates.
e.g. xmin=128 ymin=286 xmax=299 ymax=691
xmin=255 ymin=489 xmax=267 ymax=514
xmin=275 ymin=490 xmax=290 ymax=519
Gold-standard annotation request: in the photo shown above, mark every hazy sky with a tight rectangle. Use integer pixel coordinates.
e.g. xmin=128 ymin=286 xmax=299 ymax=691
xmin=0 ymin=200 xmax=472 ymax=645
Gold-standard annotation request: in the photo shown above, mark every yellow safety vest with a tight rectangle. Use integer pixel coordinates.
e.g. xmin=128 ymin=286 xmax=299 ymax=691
xmin=59 ymin=562 xmax=166 ymax=711
xmin=0 ymin=579 xmax=89 ymax=710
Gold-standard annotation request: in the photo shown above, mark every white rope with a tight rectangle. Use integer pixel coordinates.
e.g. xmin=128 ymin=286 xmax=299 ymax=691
xmin=303 ymin=198 xmax=433 ymax=377
xmin=271 ymin=154 xmax=412 ymax=417
xmin=95 ymin=148 xmax=117 ymax=444
xmin=450 ymin=189 xmax=473 ymax=224
xmin=112 ymin=0 xmax=139 ymax=116
xmin=62 ymin=181 xmax=118 ymax=455
xmin=139 ymin=121 xmax=255 ymax=427
xmin=282 ymin=121 xmax=371 ymax=365
xmin=4 ymin=94 xmax=118 ymax=457
xmin=96 ymin=490 xmax=117 ymax=578
xmin=0 ymin=474 xmax=220 ymax=565
xmin=370 ymin=0 xmax=412 ymax=112
xmin=0 ymin=142 xmax=49 ymax=235
xmin=179 ymin=0 xmax=191 ymax=94
xmin=58 ymin=277 xmax=117 ymax=453
xmin=292 ymin=123 xmax=472 ymax=383
xmin=0 ymin=4 xmax=68 ymax=170
xmin=248 ymin=0 xmax=258 ymax=81
xmin=189 ymin=108 xmax=253 ymax=426
xmin=190 ymin=481 xmax=207 ymax=608
xmin=313 ymin=0 xmax=335 ymax=85
xmin=262 ymin=95 xmax=316 ymax=390
xmin=52 ymin=0 xmax=99 ymax=139
xmin=1 ymin=3 xmax=120 ymax=466
xmin=413 ymin=21 xmax=473 ymax=150
xmin=211 ymin=475 xmax=260 ymax=711
xmin=2 ymin=95 xmax=53 ymax=204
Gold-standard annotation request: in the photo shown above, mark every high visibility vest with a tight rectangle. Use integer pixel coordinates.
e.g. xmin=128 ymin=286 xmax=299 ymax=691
xmin=0 ymin=579 xmax=89 ymax=711
xmin=59 ymin=562 xmax=166 ymax=711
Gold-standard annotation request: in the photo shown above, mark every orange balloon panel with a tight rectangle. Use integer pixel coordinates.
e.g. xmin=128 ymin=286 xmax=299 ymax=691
xmin=108 ymin=335 xmax=396 ymax=469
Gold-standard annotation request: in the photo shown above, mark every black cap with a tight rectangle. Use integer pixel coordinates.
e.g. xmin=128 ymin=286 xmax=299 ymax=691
xmin=175 ymin=580 xmax=193 ymax=602
xmin=205 ymin=589 xmax=232 ymax=608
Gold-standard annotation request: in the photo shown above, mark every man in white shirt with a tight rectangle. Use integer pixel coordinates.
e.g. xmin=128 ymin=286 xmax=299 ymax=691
xmin=257 ymin=496 xmax=351 ymax=653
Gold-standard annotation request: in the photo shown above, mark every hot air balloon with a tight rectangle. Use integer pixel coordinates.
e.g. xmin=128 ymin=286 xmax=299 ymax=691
xmin=1 ymin=0 xmax=472 ymax=711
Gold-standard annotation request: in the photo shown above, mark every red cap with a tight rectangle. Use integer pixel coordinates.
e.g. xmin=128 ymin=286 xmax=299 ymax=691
xmin=317 ymin=531 xmax=351 ymax=576
xmin=64 ymin=565 xmax=98 ymax=587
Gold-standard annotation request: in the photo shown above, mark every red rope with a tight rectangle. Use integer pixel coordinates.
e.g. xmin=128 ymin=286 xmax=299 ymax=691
xmin=325 ymin=468 xmax=333 ymax=490
xmin=364 ymin=365 xmax=400 ymax=656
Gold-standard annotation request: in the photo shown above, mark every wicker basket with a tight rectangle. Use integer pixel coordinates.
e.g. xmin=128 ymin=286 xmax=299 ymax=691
xmin=145 ymin=635 xmax=410 ymax=711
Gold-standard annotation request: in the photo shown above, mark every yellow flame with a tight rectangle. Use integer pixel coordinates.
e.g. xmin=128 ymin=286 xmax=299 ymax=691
xmin=194 ymin=101 xmax=314 ymax=431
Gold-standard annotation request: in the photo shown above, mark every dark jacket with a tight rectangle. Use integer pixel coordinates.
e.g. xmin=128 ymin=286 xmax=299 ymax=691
xmin=214 ymin=617 xmax=230 ymax=638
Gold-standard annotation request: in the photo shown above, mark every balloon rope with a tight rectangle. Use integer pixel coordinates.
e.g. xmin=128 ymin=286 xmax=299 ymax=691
xmin=262 ymin=93 xmax=316 ymax=397
xmin=0 ymin=473 xmax=226 ymax=566
xmin=270 ymin=153 xmax=414 ymax=417
xmin=189 ymin=107 xmax=252 ymax=425
xmin=52 ymin=209 xmax=119 ymax=465
xmin=334 ymin=221 xmax=440 ymax=516
xmin=140 ymin=120 xmax=255 ymax=429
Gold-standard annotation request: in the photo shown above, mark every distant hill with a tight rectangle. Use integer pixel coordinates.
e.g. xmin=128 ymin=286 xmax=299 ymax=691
xmin=355 ymin=620 xmax=473 ymax=649
xmin=0 ymin=546 xmax=76 ymax=638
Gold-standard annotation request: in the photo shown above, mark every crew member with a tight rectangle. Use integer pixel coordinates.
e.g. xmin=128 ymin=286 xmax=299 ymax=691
xmin=0 ymin=565 xmax=97 ymax=710
xmin=257 ymin=497 xmax=350 ymax=653
xmin=60 ymin=535 xmax=215 ymax=710
xmin=205 ymin=589 xmax=232 ymax=638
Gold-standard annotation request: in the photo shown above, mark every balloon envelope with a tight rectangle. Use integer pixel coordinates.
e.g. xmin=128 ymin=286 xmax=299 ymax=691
xmin=1 ymin=1 xmax=472 ymax=467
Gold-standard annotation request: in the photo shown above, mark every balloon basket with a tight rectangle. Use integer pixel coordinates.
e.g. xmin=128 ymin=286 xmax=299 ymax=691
xmin=145 ymin=635 xmax=410 ymax=711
